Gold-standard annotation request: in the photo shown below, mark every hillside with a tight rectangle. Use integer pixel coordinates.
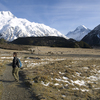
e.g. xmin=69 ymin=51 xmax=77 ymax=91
xmin=82 ymin=24 xmax=100 ymax=46
xmin=11 ymin=36 xmax=91 ymax=48
xmin=0 ymin=38 xmax=28 ymax=50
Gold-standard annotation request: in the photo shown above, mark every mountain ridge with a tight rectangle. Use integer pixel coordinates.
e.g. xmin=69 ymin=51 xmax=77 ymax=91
xmin=0 ymin=11 xmax=68 ymax=41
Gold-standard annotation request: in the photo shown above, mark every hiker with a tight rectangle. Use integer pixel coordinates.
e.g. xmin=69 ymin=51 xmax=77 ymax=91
xmin=12 ymin=52 xmax=19 ymax=82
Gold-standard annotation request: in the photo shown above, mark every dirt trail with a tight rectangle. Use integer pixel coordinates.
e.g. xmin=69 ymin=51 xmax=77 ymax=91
xmin=1 ymin=64 xmax=36 ymax=100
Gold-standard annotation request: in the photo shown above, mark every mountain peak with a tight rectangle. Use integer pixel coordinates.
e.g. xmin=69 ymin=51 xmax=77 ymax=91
xmin=66 ymin=25 xmax=91 ymax=41
xmin=76 ymin=25 xmax=87 ymax=30
xmin=0 ymin=11 xmax=15 ymax=18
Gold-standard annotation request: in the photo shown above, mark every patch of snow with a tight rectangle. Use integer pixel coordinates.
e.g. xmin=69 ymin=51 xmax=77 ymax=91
xmin=41 ymin=58 xmax=66 ymax=61
xmin=65 ymin=84 xmax=68 ymax=87
xmin=63 ymin=76 xmax=68 ymax=80
xmin=59 ymin=72 xmax=65 ymax=75
xmin=65 ymin=65 xmax=71 ymax=67
xmin=74 ymin=58 xmax=88 ymax=60
xmin=51 ymin=78 xmax=53 ymax=80
xmin=54 ymin=83 xmax=59 ymax=86
xmin=41 ymin=81 xmax=50 ymax=86
xmin=72 ymin=88 xmax=79 ymax=90
xmin=76 ymin=72 xmax=81 ymax=76
xmin=62 ymin=95 xmax=66 ymax=98
xmin=72 ymin=75 xmax=75 ymax=77
xmin=81 ymin=89 xmax=89 ymax=92
xmin=87 ymin=75 xmax=100 ymax=83
xmin=72 ymin=61 xmax=77 ymax=63
xmin=92 ymin=65 xmax=96 ymax=67
xmin=1 ymin=57 xmax=13 ymax=59
xmin=94 ymin=88 xmax=100 ymax=90
xmin=90 ymin=69 xmax=97 ymax=73
xmin=71 ymin=80 xmax=86 ymax=86
xmin=83 ymin=67 xmax=89 ymax=70
xmin=56 ymin=58 xmax=66 ymax=61
xmin=24 ymin=60 xmax=29 ymax=62
xmin=65 ymin=65 xmax=69 ymax=67
xmin=87 ymin=76 xmax=98 ymax=81
xmin=98 ymin=70 xmax=100 ymax=73
xmin=55 ymin=78 xmax=70 ymax=83
xmin=97 ymin=66 xmax=99 ymax=68
xmin=41 ymin=58 xmax=53 ymax=61
xmin=55 ymin=78 xmax=62 ymax=82
xmin=72 ymin=88 xmax=89 ymax=92
xmin=27 ymin=62 xmax=48 ymax=68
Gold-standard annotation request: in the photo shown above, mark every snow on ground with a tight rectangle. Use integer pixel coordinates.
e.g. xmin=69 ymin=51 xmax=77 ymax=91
xmin=26 ymin=62 xmax=48 ymax=68
xmin=63 ymin=76 xmax=68 ymax=80
xmin=55 ymin=78 xmax=70 ymax=83
xmin=0 ymin=57 xmax=13 ymax=59
xmin=83 ymin=67 xmax=89 ymax=70
xmin=40 ymin=64 xmax=100 ymax=92
xmin=73 ymin=58 xmax=89 ymax=60
xmin=41 ymin=81 xmax=50 ymax=86
xmin=24 ymin=58 xmax=66 ymax=68
xmin=87 ymin=75 xmax=100 ymax=81
xmin=75 ymin=72 xmax=81 ymax=76
xmin=41 ymin=58 xmax=66 ymax=61
xmin=62 ymin=95 xmax=66 ymax=98
xmin=72 ymin=61 xmax=77 ymax=63
xmin=72 ymin=88 xmax=89 ymax=92
xmin=54 ymin=83 xmax=59 ymax=86
xmin=71 ymin=80 xmax=86 ymax=86
xmin=59 ymin=72 xmax=65 ymax=75
xmin=98 ymin=70 xmax=100 ymax=73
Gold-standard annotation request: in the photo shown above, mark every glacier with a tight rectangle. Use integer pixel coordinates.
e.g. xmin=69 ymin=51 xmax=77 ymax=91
xmin=0 ymin=11 xmax=68 ymax=41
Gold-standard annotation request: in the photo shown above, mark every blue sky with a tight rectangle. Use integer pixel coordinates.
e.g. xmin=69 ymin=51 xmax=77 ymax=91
xmin=0 ymin=0 xmax=100 ymax=34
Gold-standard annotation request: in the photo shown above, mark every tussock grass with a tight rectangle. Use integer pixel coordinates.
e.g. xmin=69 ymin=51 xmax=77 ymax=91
xmin=21 ymin=58 xmax=100 ymax=100
xmin=0 ymin=62 xmax=6 ymax=99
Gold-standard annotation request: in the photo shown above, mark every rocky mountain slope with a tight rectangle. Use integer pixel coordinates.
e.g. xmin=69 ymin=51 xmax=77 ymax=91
xmin=82 ymin=24 xmax=100 ymax=46
xmin=0 ymin=11 xmax=67 ymax=41
xmin=66 ymin=25 xmax=91 ymax=41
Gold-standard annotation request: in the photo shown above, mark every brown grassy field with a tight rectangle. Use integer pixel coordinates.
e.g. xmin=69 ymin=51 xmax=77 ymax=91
xmin=0 ymin=60 xmax=6 ymax=99
xmin=0 ymin=46 xmax=100 ymax=100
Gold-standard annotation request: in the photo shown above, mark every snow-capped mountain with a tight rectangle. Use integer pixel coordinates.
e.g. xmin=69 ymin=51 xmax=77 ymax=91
xmin=66 ymin=25 xmax=91 ymax=41
xmin=82 ymin=24 xmax=100 ymax=46
xmin=0 ymin=11 xmax=68 ymax=41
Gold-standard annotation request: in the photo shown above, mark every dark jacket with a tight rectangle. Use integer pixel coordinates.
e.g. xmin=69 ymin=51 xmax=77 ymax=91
xmin=12 ymin=57 xmax=19 ymax=68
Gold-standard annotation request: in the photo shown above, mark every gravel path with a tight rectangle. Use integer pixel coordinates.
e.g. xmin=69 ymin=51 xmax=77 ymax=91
xmin=1 ymin=64 xmax=36 ymax=100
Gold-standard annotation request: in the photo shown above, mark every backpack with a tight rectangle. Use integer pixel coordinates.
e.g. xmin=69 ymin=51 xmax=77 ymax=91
xmin=18 ymin=58 xmax=22 ymax=68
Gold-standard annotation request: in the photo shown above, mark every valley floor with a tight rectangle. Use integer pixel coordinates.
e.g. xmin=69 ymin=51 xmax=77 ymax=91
xmin=0 ymin=47 xmax=100 ymax=100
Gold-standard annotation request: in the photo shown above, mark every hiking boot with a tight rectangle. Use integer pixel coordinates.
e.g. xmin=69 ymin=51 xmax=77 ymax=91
xmin=15 ymin=79 xmax=19 ymax=82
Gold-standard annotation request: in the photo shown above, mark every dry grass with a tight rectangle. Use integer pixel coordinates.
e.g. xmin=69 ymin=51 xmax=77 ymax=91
xmin=0 ymin=47 xmax=100 ymax=100
xmin=0 ymin=62 xmax=6 ymax=99
xmin=21 ymin=59 xmax=100 ymax=100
